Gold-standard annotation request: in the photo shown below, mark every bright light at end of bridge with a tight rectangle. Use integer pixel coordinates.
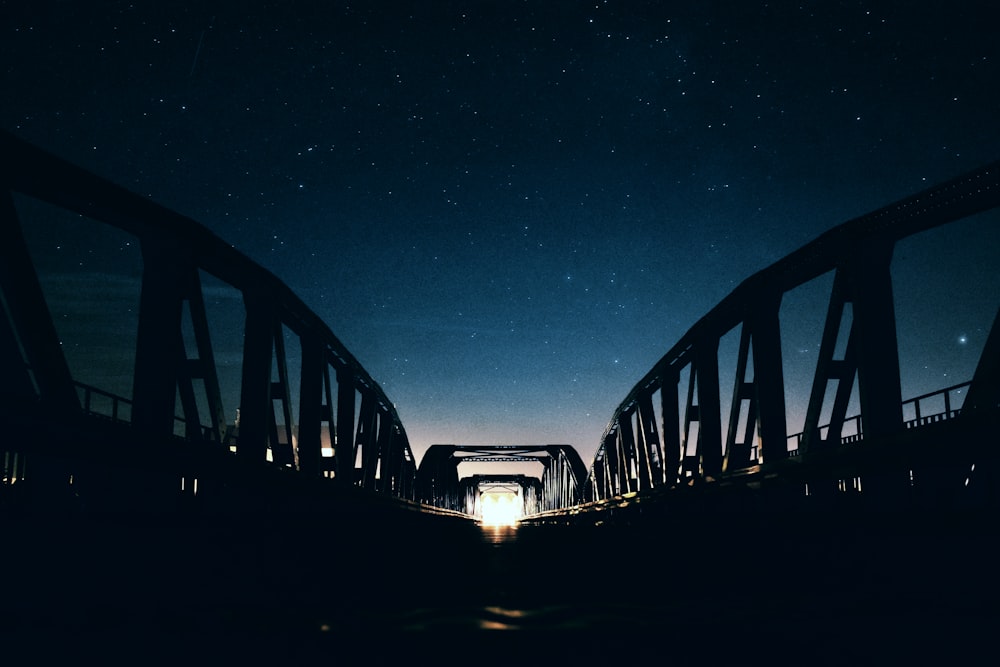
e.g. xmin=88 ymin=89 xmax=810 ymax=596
xmin=480 ymin=492 xmax=520 ymax=527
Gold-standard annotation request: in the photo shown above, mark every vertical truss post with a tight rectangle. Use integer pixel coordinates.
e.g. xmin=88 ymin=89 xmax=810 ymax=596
xmin=603 ymin=431 xmax=620 ymax=497
xmin=565 ymin=457 xmax=573 ymax=507
xmin=375 ymin=409 xmax=395 ymax=495
xmin=724 ymin=324 xmax=755 ymax=473
xmin=683 ymin=344 xmax=723 ymax=481
xmin=724 ymin=298 xmax=788 ymax=472
xmin=0 ymin=294 xmax=33 ymax=399
xmin=617 ymin=430 xmax=633 ymax=494
xmin=267 ymin=321 xmax=295 ymax=467
xmin=297 ymin=335 xmax=325 ymax=477
xmin=335 ymin=369 xmax=356 ymax=484
xmin=189 ymin=274 xmax=227 ymax=443
xmin=848 ymin=244 xmax=903 ymax=441
xmin=605 ymin=452 xmax=614 ymax=499
xmin=237 ymin=292 xmax=274 ymax=463
xmin=134 ymin=252 xmax=226 ymax=443
xmin=541 ymin=459 xmax=552 ymax=510
xmin=751 ymin=298 xmax=789 ymax=464
xmin=377 ymin=419 xmax=394 ymax=495
xmin=637 ymin=394 xmax=664 ymax=488
xmin=586 ymin=458 xmax=599 ymax=502
xmin=801 ymin=269 xmax=856 ymax=454
xmin=697 ymin=340 xmax=723 ymax=479
xmin=180 ymin=268 xmax=227 ymax=442
xmin=966 ymin=307 xmax=1000 ymax=414
xmin=801 ymin=244 xmax=905 ymax=497
xmin=400 ymin=430 xmax=415 ymax=499
xmin=620 ymin=413 xmax=642 ymax=492
xmin=0 ymin=191 xmax=78 ymax=412
xmin=396 ymin=431 xmax=414 ymax=500
xmin=561 ymin=455 xmax=571 ymax=508
xmin=132 ymin=246 xmax=186 ymax=439
xmin=960 ymin=307 xmax=1000 ymax=508
xmin=321 ymin=366 xmax=338 ymax=476
xmin=849 ymin=243 xmax=906 ymax=500
xmin=681 ymin=361 xmax=699 ymax=479
xmin=356 ymin=391 xmax=379 ymax=489
xmin=661 ymin=372 xmax=681 ymax=486
xmin=132 ymin=243 xmax=227 ymax=504
xmin=557 ymin=454 xmax=569 ymax=508
xmin=800 ymin=268 xmax=858 ymax=498
xmin=556 ymin=458 xmax=565 ymax=508
xmin=554 ymin=455 xmax=565 ymax=508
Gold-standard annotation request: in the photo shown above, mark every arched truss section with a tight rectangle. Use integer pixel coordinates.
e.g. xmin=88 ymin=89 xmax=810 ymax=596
xmin=414 ymin=444 xmax=586 ymax=514
xmin=584 ymin=160 xmax=1000 ymax=505
xmin=0 ymin=131 xmax=415 ymax=503
xmin=539 ymin=445 xmax=588 ymax=512
xmin=461 ymin=474 xmax=542 ymax=517
xmin=415 ymin=445 xmax=463 ymax=511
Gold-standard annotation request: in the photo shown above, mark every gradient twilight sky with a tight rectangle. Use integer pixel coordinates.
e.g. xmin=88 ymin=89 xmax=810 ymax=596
xmin=3 ymin=1 xmax=998 ymax=471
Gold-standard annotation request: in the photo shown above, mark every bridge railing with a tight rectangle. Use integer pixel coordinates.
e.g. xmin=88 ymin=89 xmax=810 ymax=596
xmin=902 ymin=381 xmax=969 ymax=429
xmin=74 ymin=380 xmax=229 ymax=442
xmin=75 ymin=381 xmax=133 ymax=425
xmin=0 ymin=131 xmax=417 ymax=505
xmin=785 ymin=381 xmax=971 ymax=453
xmin=582 ymin=160 xmax=1000 ymax=505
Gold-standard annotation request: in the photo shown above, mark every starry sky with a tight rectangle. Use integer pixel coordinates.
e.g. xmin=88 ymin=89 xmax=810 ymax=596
xmin=3 ymin=1 xmax=998 ymax=472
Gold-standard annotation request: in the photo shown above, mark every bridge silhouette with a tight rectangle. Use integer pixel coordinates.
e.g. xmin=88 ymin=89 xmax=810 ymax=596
xmin=2 ymin=130 xmax=999 ymax=653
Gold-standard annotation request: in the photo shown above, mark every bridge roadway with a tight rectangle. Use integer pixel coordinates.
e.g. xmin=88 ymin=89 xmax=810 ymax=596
xmin=4 ymin=482 xmax=1000 ymax=660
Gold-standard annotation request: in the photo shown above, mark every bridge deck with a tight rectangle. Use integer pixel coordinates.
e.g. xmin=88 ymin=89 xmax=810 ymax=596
xmin=4 ymin=502 xmax=999 ymax=659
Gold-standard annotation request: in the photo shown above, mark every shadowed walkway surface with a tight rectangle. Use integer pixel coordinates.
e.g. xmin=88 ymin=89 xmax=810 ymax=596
xmin=4 ymin=502 xmax=999 ymax=660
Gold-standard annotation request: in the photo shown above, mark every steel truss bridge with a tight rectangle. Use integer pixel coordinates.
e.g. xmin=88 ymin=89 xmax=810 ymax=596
xmin=545 ymin=158 xmax=1000 ymax=523
xmin=1 ymin=129 xmax=998 ymax=518
xmin=0 ymin=131 xmax=421 ymax=512
xmin=415 ymin=444 xmax=588 ymax=515
xmin=1 ymin=130 xmax=999 ymax=647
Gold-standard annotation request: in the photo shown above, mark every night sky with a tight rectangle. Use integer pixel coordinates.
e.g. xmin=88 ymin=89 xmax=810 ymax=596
xmin=3 ymin=1 xmax=998 ymax=472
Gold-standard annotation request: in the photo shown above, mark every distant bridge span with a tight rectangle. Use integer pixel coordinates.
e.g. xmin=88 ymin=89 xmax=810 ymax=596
xmin=415 ymin=444 xmax=587 ymax=515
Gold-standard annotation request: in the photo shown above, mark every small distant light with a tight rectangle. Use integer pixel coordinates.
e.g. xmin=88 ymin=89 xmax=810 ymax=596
xmin=958 ymin=335 xmax=968 ymax=345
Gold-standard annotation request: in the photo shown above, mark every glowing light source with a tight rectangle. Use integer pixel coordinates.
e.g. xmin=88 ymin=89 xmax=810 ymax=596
xmin=480 ymin=492 xmax=520 ymax=526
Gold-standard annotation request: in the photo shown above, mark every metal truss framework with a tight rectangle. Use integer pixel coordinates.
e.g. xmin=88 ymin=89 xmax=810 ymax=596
xmin=0 ymin=131 xmax=416 ymax=505
xmin=415 ymin=444 xmax=587 ymax=515
xmin=459 ymin=475 xmax=542 ymax=517
xmin=582 ymin=160 xmax=1000 ymax=506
